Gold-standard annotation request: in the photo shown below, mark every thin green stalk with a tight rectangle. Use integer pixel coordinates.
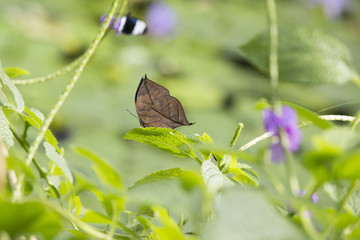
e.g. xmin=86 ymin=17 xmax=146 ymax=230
xmin=266 ymin=0 xmax=279 ymax=101
xmin=107 ymin=201 xmax=119 ymax=240
xmin=12 ymin=0 xmax=122 ymax=202
xmin=12 ymin=57 xmax=83 ymax=85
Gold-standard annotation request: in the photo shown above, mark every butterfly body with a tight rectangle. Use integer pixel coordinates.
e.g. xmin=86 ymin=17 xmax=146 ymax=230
xmin=135 ymin=75 xmax=193 ymax=129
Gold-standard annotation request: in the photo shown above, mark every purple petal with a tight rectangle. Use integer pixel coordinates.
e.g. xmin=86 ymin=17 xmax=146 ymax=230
xmin=280 ymin=106 xmax=301 ymax=152
xmin=112 ymin=17 xmax=122 ymax=36
xmin=270 ymin=140 xmax=285 ymax=164
xmin=313 ymin=0 xmax=351 ymax=19
xmin=263 ymin=109 xmax=279 ymax=134
xmin=312 ymin=193 xmax=319 ymax=204
xmin=100 ymin=14 xmax=115 ymax=27
xmin=146 ymin=2 xmax=178 ymax=38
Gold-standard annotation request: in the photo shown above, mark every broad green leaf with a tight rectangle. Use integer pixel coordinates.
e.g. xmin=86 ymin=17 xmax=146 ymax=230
xmin=74 ymin=146 xmax=123 ymax=190
xmin=21 ymin=107 xmax=59 ymax=151
xmin=324 ymin=181 xmax=360 ymax=217
xmin=240 ymin=26 xmax=357 ymax=84
xmin=44 ymin=142 xmax=73 ymax=184
xmin=0 ymin=200 xmax=62 ymax=239
xmin=130 ymin=168 xmax=201 ymax=190
xmin=284 ymin=101 xmax=333 ymax=129
xmin=0 ymin=61 xmax=24 ymax=112
xmin=201 ymin=188 xmax=308 ymax=240
xmin=123 ymin=128 xmax=197 ymax=159
xmin=4 ymin=67 xmax=30 ymax=78
xmin=0 ymin=107 xmax=14 ymax=147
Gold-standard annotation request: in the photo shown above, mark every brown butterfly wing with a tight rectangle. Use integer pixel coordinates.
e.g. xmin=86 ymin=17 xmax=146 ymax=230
xmin=135 ymin=75 xmax=191 ymax=129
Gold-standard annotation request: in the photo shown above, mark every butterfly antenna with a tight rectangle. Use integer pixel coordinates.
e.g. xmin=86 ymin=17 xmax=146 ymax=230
xmin=126 ymin=109 xmax=139 ymax=120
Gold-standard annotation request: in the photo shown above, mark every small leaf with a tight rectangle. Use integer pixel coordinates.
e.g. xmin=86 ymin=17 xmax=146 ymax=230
xmin=0 ymin=61 xmax=24 ymax=112
xmin=74 ymin=146 xmax=123 ymax=190
xmin=44 ymin=142 xmax=73 ymax=184
xmin=226 ymin=163 xmax=259 ymax=186
xmin=284 ymin=101 xmax=333 ymax=129
xmin=123 ymin=128 xmax=197 ymax=159
xmin=130 ymin=168 xmax=201 ymax=190
xmin=0 ymin=107 xmax=14 ymax=147
xmin=240 ymin=26 xmax=357 ymax=84
xmin=148 ymin=206 xmax=196 ymax=240
xmin=324 ymin=181 xmax=360 ymax=217
xmin=4 ymin=67 xmax=30 ymax=78
xmin=21 ymin=107 xmax=60 ymax=151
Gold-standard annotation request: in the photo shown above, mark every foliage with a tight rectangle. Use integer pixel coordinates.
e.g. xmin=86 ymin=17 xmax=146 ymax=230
xmin=0 ymin=0 xmax=360 ymax=239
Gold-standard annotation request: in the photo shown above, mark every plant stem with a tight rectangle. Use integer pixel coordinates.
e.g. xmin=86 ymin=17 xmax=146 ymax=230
xmin=12 ymin=57 xmax=83 ymax=85
xmin=266 ymin=0 xmax=279 ymax=102
xmin=12 ymin=0 xmax=122 ymax=202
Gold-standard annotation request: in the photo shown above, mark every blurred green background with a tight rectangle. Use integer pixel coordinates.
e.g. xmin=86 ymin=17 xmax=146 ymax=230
xmin=1 ymin=0 xmax=360 ymax=188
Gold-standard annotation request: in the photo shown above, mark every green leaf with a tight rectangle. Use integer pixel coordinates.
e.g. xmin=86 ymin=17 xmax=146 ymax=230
xmin=123 ymin=128 xmax=197 ymax=159
xmin=67 ymin=229 xmax=88 ymax=240
xmin=21 ymin=107 xmax=60 ymax=151
xmin=74 ymin=146 xmax=123 ymax=190
xmin=0 ymin=107 xmax=14 ymax=147
xmin=0 ymin=61 xmax=24 ymax=112
xmin=44 ymin=142 xmax=73 ymax=184
xmin=324 ymin=181 xmax=360 ymax=217
xmin=284 ymin=102 xmax=333 ymax=129
xmin=0 ymin=200 xmax=62 ymax=239
xmin=240 ymin=26 xmax=357 ymax=84
xmin=195 ymin=132 xmax=215 ymax=159
xmin=82 ymin=210 xmax=112 ymax=224
xmin=201 ymin=188 xmax=308 ymax=240
xmin=130 ymin=168 xmax=201 ymax=190
xmin=4 ymin=67 xmax=30 ymax=78
xmin=227 ymin=163 xmax=259 ymax=186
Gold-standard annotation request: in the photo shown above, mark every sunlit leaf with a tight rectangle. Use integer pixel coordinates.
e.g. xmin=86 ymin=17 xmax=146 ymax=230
xmin=240 ymin=26 xmax=357 ymax=84
xmin=130 ymin=167 xmax=201 ymax=190
xmin=4 ymin=67 xmax=30 ymax=78
xmin=147 ymin=206 xmax=196 ymax=240
xmin=0 ymin=61 xmax=24 ymax=112
xmin=74 ymin=146 xmax=123 ymax=190
xmin=0 ymin=107 xmax=14 ymax=147
xmin=0 ymin=200 xmax=62 ymax=239
xmin=44 ymin=142 xmax=73 ymax=184
xmin=123 ymin=128 xmax=197 ymax=159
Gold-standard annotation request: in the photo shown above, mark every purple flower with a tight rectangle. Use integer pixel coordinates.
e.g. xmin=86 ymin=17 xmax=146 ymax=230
xmin=146 ymin=2 xmax=178 ymax=38
xmin=313 ymin=0 xmax=351 ymax=19
xmin=100 ymin=14 xmax=116 ymax=27
xmin=263 ymin=106 xmax=301 ymax=163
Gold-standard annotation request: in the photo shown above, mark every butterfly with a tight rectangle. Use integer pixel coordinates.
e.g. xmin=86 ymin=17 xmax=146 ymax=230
xmin=113 ymin=13 xmax=147 ymax=35
xmin=135 ymin=75 xmax=193 ymax=129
